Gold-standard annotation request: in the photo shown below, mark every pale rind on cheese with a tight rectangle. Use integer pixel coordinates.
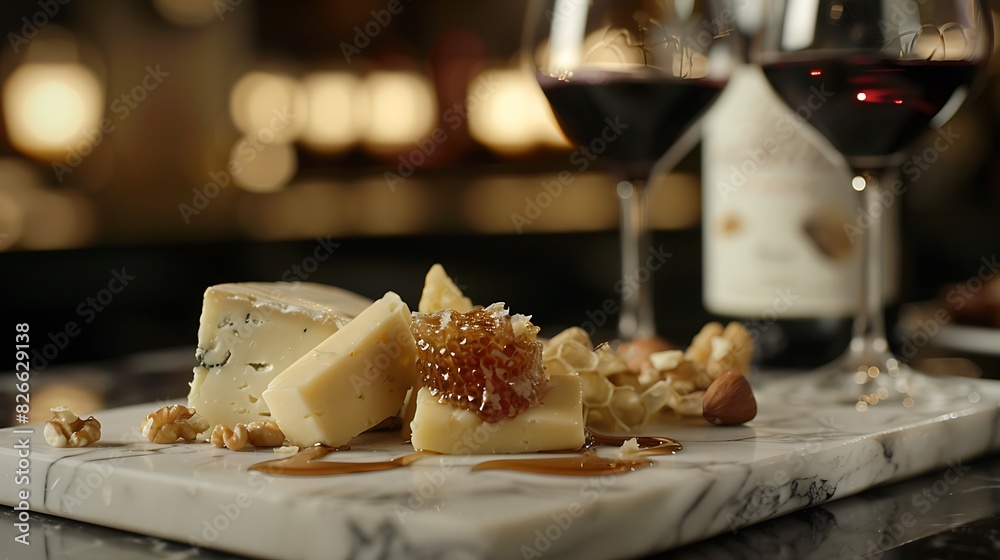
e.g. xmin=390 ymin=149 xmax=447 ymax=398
xmin=418 ymin=264 xmax=474 ymax=313
xmin=262 ymin=291 xmax=417 ymax=447
xmin=409 ymin=375 xmax=585 ymax=454
xmin=187 ymin=282 xmax=371 ymax=428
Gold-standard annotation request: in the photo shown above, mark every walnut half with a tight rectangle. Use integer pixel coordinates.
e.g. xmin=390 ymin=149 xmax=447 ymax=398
xmin=141 ymin=405 xmax=209 ymax=444
xmin=246 ymin=420 xmax=285 ymax=447
xmin=210 ymin=420 xmax=286 ymax=451
xmin=44 ymin=407 xmax=101 ymax=448
xmin=210 ymin=423 xmax=249 ymax=451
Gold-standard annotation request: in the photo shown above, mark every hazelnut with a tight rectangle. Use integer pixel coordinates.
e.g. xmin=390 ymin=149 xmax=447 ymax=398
xmin=702 ymin=372 xmax=757 ymax=426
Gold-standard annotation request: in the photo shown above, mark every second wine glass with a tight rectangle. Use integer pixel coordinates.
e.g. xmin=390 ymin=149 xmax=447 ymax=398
xmin=756 ymin=0 xmax=992 ymax=405
xmin=524 ymin=0 xmax=739 ymax=340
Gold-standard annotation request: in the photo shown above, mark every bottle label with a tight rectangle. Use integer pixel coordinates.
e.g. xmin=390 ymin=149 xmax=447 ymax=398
xmin=703 ymin=66 xmax=892 ymax=318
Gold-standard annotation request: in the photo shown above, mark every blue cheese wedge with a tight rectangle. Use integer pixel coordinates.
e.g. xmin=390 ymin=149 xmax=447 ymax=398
xmin=187 ymin=282 xmax=371 ymax=428
xmin=410 ymin=374 xmax=586 ymax=454
xmin=262 ymin=292 xmax=418 ymax=447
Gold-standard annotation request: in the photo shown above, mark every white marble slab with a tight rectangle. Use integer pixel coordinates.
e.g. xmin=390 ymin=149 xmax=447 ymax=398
xmin=2 ymin=371 xmax=1000 ymax=560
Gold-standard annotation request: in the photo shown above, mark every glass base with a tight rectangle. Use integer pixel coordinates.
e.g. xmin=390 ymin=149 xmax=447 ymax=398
xmin=817 ymin=338 xmax=916 ymax=406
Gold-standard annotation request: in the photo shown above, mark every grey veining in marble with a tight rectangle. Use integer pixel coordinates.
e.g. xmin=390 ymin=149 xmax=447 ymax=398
xmin=2 ymin=371 xmax=1000 ymax=560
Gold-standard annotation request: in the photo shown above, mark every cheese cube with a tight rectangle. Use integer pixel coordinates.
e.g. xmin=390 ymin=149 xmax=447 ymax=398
xmin=262 ymin=292 xmax=417 ymax=447
xmin=410 ymin=375 xmax=585 ymax=454
xmin=418 ymin=264 xmax=474 ymax=313
xmin=187 ymin=282 xmax=371 ymax=428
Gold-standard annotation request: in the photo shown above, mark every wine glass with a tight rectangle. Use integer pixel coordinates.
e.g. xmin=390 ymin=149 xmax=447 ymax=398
xmin=524 ymin=0 xmax=739 ymax=340
xmin=755 ymin=0 xmax=992 ymax=404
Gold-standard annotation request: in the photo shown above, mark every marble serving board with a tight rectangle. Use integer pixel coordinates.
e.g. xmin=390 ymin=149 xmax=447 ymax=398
xmin=3 ymin=371 xmax=1000 ymax=560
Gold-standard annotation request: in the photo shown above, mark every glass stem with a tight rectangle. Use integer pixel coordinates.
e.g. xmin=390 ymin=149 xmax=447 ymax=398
xmin=845 ymin=167 xmax=894 ymax=367
xmin=617 ymin=178 xmax=655 ymax=340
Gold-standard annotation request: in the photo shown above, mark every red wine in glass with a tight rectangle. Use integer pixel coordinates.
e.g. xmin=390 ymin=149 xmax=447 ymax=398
xmin=524 ymin=0 xmax=738 ymax=340
xmin=538 ymin=71 xmax=725 ymax=179
xmin=762 ymin=55 xmax=979 ymax=158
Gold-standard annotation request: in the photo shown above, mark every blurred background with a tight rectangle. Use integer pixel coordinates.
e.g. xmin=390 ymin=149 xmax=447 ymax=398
xmin=0 ymin=0 xmax=998 ymax=423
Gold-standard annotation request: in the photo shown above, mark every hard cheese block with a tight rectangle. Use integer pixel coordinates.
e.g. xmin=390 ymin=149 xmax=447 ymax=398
xmin=410 ymin=374 xmax=585 ymax=454
xmin=418 ymin=263 xmax=474 ymax=313
xmin=188 ymin=282 xmax=372 ymax=428
xmin=263 ymin=291 xmax=417 ymax=447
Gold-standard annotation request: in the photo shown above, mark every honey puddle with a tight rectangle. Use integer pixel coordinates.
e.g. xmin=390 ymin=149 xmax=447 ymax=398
xmin=472 ymin=449 xmax=652 ymax=476
xmin=251 ymin=430 xmax=681 ymax=477
xmin=249 ymin=446 xmax=438 ymax=476
xmin=585 ymin=430 xmax=683 ymax=456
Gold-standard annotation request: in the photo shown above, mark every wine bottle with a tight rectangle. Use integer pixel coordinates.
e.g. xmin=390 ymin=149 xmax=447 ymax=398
xmin=701 ymin=66 xmax=899 ymax=368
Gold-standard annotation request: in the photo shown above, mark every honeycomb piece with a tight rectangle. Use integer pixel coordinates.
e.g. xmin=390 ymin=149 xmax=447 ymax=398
xmin=542 ymin=327 xmax=592 ymax=357
xmin=685 ymin=322 xmax=724 ymax=366
xmin=617 ymin=336 xmax=675 ymax=373
xmin=641 ymin=381 xmax=705 ymax=418
xmin=608 ymin=386 xmax=645 ymax=429
xmin=579 ymin=370 xmax=615 ymax=408
xmin=594 ymin=343 xmax=629 ymax=377
xmin=543 ymin=322 xmax=756 ymax=430
xmin=542 ymin=328 xmax=646 ymax=430
xmin=709 ymin=322 xmax=753 ymax=379
xmin=411 ymin=303 xmax=547 ymax=423
xmin=543 ymin=338 xmax=598 ymax=376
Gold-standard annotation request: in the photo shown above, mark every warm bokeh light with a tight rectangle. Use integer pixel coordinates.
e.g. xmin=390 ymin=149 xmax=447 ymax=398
xmin=3 ymin=63 xmax=104 ymax=157
xmin=229 ymin=71 xmax=307 ymax=143
xmin=301 ymin=72 xmax=363 ymax=152
xmin=230 ymin=138 xmax=297 ymax=193
xmin=468 ymin=69 xmax=569 ymax=155
xmin=0 ymin=193 xmax=24 ymax=251
xmin=352 ymin=178 xmax=431 ymax=234
xmin=19 ymin=189 xmax=96 ymax=250
xmin=29 ymin=383 xmax=105 ymax=425
xmin=463 ymin=174 xmax=616 ymax=233
xmin=649 ymin=173 xmax=701 ymax=230
xmin=357 ymin=71 xmax=436 ymax=149
xmin=536 ymin=111 xmax=572 ymax=149
xmin=0 ymin=159 xmax=40 ymax=251
xmin=238 ymin=180 xmax=349 ymax=240
xmin=153 ymin=0 xmax=219 ymax=26
xmin=239 ymin=178 xmax=441 ymax=239
xmin=468 ymin=70 xmax=536 ymax=153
